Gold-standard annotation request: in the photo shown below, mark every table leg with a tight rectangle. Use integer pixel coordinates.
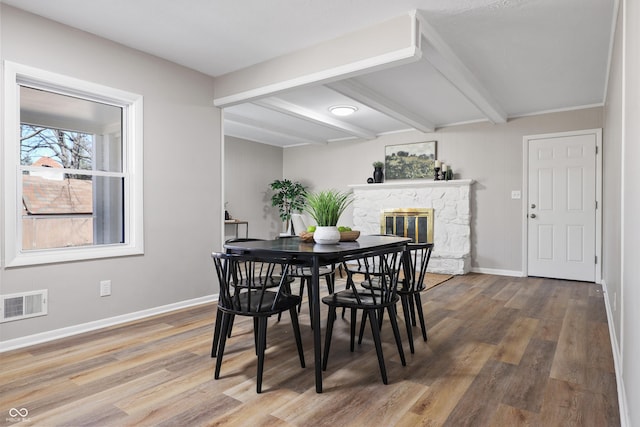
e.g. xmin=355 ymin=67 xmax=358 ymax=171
xmin=311 ymin=256 xmax=323 ymax=392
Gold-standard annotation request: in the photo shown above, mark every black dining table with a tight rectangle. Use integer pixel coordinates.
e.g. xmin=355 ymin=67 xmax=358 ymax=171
xmin=224 ymin=234 xmax=411 ymax=393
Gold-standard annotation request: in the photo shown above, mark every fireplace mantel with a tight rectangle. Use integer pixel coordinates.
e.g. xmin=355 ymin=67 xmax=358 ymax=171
xmin=348 ymin=179 xmax=474 ymax=190
xmin=349 ymin=179 xmax=474 ymax=275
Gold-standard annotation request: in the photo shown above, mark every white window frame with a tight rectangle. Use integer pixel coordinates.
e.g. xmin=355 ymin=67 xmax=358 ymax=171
xmin=2 ymin=61 xmax=144 ymax=267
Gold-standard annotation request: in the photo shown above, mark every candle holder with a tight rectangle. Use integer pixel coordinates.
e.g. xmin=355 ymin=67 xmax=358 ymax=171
xmin=433 ymin=167 xmax=441 ymax=181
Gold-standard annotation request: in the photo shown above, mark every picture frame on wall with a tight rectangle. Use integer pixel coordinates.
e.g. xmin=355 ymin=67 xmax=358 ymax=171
xmin=384 ymin=141 xmax=437 ymax=180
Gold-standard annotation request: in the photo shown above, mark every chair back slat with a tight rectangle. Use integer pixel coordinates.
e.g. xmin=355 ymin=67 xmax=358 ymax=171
xmin=344 ymin=244 xmax=405 ymax=307
xmin=402 ymin=243 xmax=434 ymax=292
xmin=212 ymin=252 xmax=297 ymax=315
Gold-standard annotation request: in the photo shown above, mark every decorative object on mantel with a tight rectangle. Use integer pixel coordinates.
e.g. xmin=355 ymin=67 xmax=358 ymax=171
xmin=372 ymin=161 xmax=384 ymax=183
xmin=269 ymin=179 xmax=307 ymax=235
xmin=385 ymin=141 xmax=437 ymax=180
xmin=304 ymin=189 xmax=353 ymax=244
xmin=367 ymin=177 xmax=374 ymax=184
xmin=433 ymin=160 xmax=453 ymax=181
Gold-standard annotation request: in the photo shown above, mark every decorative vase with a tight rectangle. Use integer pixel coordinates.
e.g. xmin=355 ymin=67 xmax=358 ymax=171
xmin=373 ymin=166 xmax=384 ymax=183
xmin=313 ymin=226 xmax=341 ymax=244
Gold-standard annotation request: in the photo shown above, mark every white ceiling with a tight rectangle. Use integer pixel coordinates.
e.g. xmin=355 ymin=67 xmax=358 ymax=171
xmin=3 ymin=0 xmax=617 ymax=148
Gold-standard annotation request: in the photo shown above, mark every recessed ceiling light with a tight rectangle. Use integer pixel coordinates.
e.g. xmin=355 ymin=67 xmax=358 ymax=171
xmin=329 ymin=105 xmax=357 ymax=116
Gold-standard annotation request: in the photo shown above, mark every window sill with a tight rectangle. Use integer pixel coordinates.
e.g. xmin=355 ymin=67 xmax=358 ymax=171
xmin=4 ymin=244 xmax=144 ymax=268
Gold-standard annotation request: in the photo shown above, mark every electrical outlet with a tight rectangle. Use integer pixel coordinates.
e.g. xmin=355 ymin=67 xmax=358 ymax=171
xmin=511 ymin=190 xmax=521 ymax=199
xmin=100 ymin=280 xmax=111 ymax=297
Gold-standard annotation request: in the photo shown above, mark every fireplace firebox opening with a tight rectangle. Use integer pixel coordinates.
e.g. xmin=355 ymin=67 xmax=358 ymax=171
xmin=380 ymin=208 xmax=434 ymax=243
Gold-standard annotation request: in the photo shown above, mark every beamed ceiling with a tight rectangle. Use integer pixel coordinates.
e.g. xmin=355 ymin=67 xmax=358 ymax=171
xmin=2 ymin=0 xmax=617 ymax=147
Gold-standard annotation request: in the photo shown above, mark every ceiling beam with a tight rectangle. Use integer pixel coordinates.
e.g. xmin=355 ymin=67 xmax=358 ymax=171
xmin=224 ymin=112 xmax=327 ymax=145
xmin=214 ymin=13 xmax=420 ymax=107
xmin=254 ymin=98 xmax=377 ymax=140
xmin=327 ymin=79 xmax=435 ymax=132
xmin=415 ymin=12 xmax=507 ymax=124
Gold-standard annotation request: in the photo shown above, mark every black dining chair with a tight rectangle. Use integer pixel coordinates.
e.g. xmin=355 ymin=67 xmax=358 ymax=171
xmin=352 ymin=242 xmax=434 ymax=354
xmin=211 ymin=251 xmax=305 ymax=393
xmin=277 ymin=235 xmax=337 ymax=319
xmin=212 ymin=238 xmax=292 ymax=356
xmin=290 ymin=265 xmax=335 ymax=313
xmin=397 ymin=242 xmax=434 ymax=353
xmin=321 ymin=244 xmax=406 ymax=384
xmin=340 ymin=234 xmax=390 ymax=319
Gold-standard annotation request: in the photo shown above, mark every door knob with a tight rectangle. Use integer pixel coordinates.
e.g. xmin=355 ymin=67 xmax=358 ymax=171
xmin=530 ymin=213 xmax=537 ymax=218
xmin=531 ymin=203 xmax=536 ymax=209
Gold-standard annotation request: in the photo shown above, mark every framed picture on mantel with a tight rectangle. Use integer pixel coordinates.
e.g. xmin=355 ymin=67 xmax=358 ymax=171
xmin=384 ymin=141 xmax=437 ymax=180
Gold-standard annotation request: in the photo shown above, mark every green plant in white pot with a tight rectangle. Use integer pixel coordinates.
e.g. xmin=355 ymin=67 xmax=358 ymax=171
xmin=304 ymin=189 xmax=353 ymax=244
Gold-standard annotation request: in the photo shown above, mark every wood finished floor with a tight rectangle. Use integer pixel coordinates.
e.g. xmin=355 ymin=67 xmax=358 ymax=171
xmin=1 ymin=273 xmax=620 ymax=426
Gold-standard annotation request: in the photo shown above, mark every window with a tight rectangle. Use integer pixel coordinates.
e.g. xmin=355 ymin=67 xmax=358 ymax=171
xmin=3 ymin=62 xmax=143 ymax=266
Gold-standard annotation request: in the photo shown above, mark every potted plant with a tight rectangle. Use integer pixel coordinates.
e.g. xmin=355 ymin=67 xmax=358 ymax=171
xmin=304 ymin=189 xmax=353 ymax=244
xmin=269 ymin=179 xmax=307 ymax=235
xmin=372 ymin=161 xmax=384 ymax=183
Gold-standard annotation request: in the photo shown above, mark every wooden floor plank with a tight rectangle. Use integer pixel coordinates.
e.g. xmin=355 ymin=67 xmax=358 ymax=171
xmin=0 ymin=273 xmax=620 ymax=426
xmin=501 ymin=338 xmax=557 ymax=413
xmin=442 ymin=358 xmax=518 ymax=426
xmin=493 ymin=316 xmax=539 ymax=365
xmin=550 ymin=298 xmax=589 ymax=385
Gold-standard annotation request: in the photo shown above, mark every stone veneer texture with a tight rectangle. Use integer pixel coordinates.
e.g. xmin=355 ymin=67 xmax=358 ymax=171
xmin=350 ymin=180 xmax=473 ymax=274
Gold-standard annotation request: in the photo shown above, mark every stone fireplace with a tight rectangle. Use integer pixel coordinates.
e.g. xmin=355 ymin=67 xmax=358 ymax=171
xmin=349 ymin=179 xmax=474 ymax=275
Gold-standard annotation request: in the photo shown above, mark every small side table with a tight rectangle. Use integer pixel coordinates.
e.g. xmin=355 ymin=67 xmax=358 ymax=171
xmin=225 ymin=220 xmax=249 ymax=239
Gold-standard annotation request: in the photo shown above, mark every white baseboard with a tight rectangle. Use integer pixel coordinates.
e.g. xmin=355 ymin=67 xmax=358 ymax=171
xmin=600 ymin=280 xmax=630 ymax=427
xmin=470 ymin=267 xmax=524 ymax=277
xmin=0 ymin=294 xmax=218 ymax=353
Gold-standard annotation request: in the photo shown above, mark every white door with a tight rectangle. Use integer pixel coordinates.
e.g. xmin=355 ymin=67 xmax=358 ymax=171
xmin=527 ymin=132 xmax=596 ymax=281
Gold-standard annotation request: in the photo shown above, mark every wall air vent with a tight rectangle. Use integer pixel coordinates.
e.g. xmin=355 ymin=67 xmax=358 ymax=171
xmin=1 ymin=290 xmax=48 ymax=323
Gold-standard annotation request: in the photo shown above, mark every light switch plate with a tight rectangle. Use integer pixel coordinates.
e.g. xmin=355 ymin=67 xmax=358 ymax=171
xmin=511 ymin=190 xmax=521 ymax=199
xmin=100 ymin=280 xmax=111 ymax=297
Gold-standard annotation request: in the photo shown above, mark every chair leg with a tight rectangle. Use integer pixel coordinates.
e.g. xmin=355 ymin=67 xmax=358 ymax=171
xmin=323 ymin=306 xmax=337 ymax=370
xmin=367 ymin=309 xmax=388 ymax=384
xmin=358 ymin=309 xmax=367 ymax=345
xmin=298 ymin=277 xmax=307 ymax=313
xmin=306 ymin=279 xmax=314 ymax=316
xmin=211 ymin=309 xmax=223 ymax=357
xmin=214 ymin=312 xmax=232 ymax=379
xmin=227 ymin=316 xmax=235 ymax=337
xmin=289 ymin=307 xmax=305 ymax=368
xmin=256 ymin=317 xmax=268 ymax=393
xmin=414 ymin=293 xmax=428 ymax=341
xmin=387 ymin=305 xmax=406 ymax=366
xmin=400 ymin=295 xmax=415 ymax=354
xmin=253 ymin=317 xmax=259 ymax=355
xmin=408 ymin=294 xmax=417 ymax=326
xmin=350 ymin=308 xmax=357 ymax=352
xmin=325 ymin=273 xmax=334 ymax=294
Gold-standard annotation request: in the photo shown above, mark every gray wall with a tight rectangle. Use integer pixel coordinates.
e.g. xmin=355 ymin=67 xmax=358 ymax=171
xmin=602 ymin=1 xmax=640 ymax=423
xmin=620 ymin=0 xmax=640 ymax=423
xmin=284 ymin=109 xmax=603 ymax=274
xmin=224 ymin=136 xmax=284 ymax=240
xmin=603 ymin=0 xmax=623 ymax=355
xmin=0 ymin=5 xmax=222 ymax=342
